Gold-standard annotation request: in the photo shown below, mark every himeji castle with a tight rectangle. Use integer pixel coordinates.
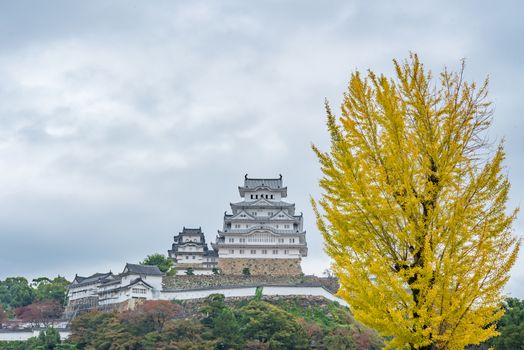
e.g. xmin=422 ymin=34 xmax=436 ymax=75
xmin=64 ymin=175 xmax=348 ymax=316
xmin=212 ymin=174 xmax=308 ymax=275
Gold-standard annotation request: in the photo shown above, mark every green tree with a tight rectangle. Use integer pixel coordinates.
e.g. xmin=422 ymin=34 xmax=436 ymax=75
xmin=33 ymin=276 xmax=70 ymax=306
xmin=38 ymin=327 xmax=61 ymax=350
xmin=213 ymin=308 xmax=244 ymax=349
xmin=486 ymin=298 xmax=524 ymax=349
xmin=313 ymin=54 xmax=520 ymax=349
xmin=141 ymin=253 xmax=174 ymax=273
xmin=0 ymin=277 xmax=35 ymax=309
xmin=239 ymin=300 xmax=309 ymax=350
xmin=201 ymin=294 xmax=227 ymax=327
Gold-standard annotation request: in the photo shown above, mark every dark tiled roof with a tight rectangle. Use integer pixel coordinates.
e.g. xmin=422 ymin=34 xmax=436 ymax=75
xmin=98 ymin=278 xmax=154 ymax=294
xmin=204 ymin=249 xmax=218 ymax=257
xmin=243 ymin=175 xmax=283 ymax=189
xmin=71 ymin=272 xmax=114 ymax=287
xmin=231 ymin=200 xmax=294 ymax=207
xmin=123 ymin=263 xmax=164 ymax=276
xmin=100 ymin=276 xmax=123 ymax=286
xmin=180 ymin=227 xmax=203 ymax=235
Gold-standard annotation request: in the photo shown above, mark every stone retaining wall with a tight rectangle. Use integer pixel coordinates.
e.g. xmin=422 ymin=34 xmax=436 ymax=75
xmin=162 ymin=275 xmax=339 ymax=294
xmin=218 ymin=258 xmax=302 ymax=275
xmin=175 ymin=295 xmax=345 ymax=319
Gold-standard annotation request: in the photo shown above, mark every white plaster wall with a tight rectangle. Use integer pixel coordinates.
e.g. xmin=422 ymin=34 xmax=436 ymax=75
xmin=178 ymin=246 xmax=204 ymax=253
xmin=183 ymin=237 xmax=201 ymax=243
xmin=177 ymin=254 xmax=204 ymax=263
xmin=142 ymin=275 xmax=163 ymax=290
xmin=161 ymin=287 xmax=257 ymax=301
xmin=68 ymin=285 xmax=98 ymax=301
xmin=0 ymin=331 xmax=71 ymax=341
xmin=243 ymin=191 xmax=282 ymax=201
xmin=219 ymin=249 xmax=301 ymax=259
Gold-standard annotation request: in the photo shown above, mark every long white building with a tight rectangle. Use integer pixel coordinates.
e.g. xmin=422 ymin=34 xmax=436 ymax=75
xmin=212 ymin=175 xmax=307 ymax=275
xmin=65 ymin=263 xmax=164 ymax=316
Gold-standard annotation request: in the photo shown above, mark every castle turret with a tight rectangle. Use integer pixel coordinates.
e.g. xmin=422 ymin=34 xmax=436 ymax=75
xmin=168 ymin=227 xmax=218 ymax=274
xmin=213 ymin=175 xmax=307 ymax=275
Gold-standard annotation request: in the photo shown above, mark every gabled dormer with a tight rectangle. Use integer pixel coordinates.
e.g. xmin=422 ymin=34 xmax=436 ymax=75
xmin=229 ymin=209 xmax=253 ymax=220
xmin=271 ymin=209 xmax=295 ymax=220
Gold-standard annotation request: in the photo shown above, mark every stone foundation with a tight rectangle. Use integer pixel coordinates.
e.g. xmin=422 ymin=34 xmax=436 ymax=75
xmin=218 ymin=258 xmax=302 ymax=276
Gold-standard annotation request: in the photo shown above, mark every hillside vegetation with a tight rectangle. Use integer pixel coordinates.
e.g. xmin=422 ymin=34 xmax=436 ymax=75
xmin=69 ymin=295 xmax=383 ymax=350
xmin=1 ymin=295 xmax=383 ymax=350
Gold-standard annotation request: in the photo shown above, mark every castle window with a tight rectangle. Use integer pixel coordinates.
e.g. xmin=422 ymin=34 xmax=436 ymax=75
xmin=240 ymin=238 xmax=246 ymax=243
xmin=271 ymin=195 xmax=274 ymax=199
xmin=250 ymin=194 xmax=253 ymax=199
xmin=284 ymin=250 xmax=289 ymax=254
xmin=250 ymin=249 xmax=256 ymax=254
xmin=262 ymin=249 xmax=267 ymax=254
xmin=290 ymin=238 xmax=295 ymax=243
xmin=229 ymin=249 xmax=234 ymax=254
xmin=278 ymin=238 xmax=284 ymax=243
xmin=229 ymin=238 xmax=235 ymax=243
xmin=240 ymin=250 xmax=244 ymax=254
xmin=192 ymin=256 xmax=195 ymax=259
xmin=272 ymin=249 xmax=278 ymax=255
xmin=234 ymin=224 xmax=240 ymax=228
xmin=284 ymin=224 xmax=290 ymax=229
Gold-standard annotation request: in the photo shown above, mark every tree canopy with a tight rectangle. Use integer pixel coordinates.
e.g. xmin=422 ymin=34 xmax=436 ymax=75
xmin=33 ymin=276 xmax=70 ymax=306
xmin=0 ymin=276 xmax=70 ymax=311
xmin=0 ymin=304 xmax=7 ymax=329
xmin=0 ymin=277 xmax=34 ymax=309
xmin=141 ymin=253 xmax=174 ymax=274
xmin=313 ymin=54 xmax=520 ymax=349
xmin=65 ymin=295 xmax=381 ymax=350
xmin=485 ymin=298 xmax=524 ymax=349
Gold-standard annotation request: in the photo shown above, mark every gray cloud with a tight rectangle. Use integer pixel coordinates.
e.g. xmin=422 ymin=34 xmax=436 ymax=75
xmin=0 ymin=0 xmax=523 ymax=298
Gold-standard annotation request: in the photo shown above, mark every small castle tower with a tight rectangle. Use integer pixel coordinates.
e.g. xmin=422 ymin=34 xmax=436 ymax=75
xmin=168 ymin=227 xmax=218 ymax=274
xmin=212 ymin=175 xmax=308 ymax=275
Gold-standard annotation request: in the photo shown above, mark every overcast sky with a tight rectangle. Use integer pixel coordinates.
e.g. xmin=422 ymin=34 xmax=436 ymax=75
xmin=0 ymin=1 xmax=523 ymax=297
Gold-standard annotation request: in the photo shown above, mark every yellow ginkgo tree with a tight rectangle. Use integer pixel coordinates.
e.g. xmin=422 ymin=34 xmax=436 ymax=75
xmin=312 ymin=54 xmax=520 ymax=350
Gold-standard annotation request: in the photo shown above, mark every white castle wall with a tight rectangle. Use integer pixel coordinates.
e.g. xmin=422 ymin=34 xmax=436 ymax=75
xmin=161 ymin=287 xmax=257 ymax=300
xmin=160 ymin=285 xmax=348 ymax=306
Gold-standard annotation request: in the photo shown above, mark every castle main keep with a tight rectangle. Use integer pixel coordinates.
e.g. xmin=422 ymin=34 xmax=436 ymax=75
xmin=169 ymin=175 xmax=308 ymax=276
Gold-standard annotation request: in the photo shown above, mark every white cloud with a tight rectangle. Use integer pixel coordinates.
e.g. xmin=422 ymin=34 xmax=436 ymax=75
xmin=0 ymin=0 xmax=523 ymax=299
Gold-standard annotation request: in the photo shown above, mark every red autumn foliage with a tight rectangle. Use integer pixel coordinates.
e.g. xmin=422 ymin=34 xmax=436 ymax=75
xmin=351 ymin=327 xmax=373 ymax=349
xmin=121 ymin=300 xmax=183 ymax=332
xmin=14 ymin=299 xmax=63 ymax=326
